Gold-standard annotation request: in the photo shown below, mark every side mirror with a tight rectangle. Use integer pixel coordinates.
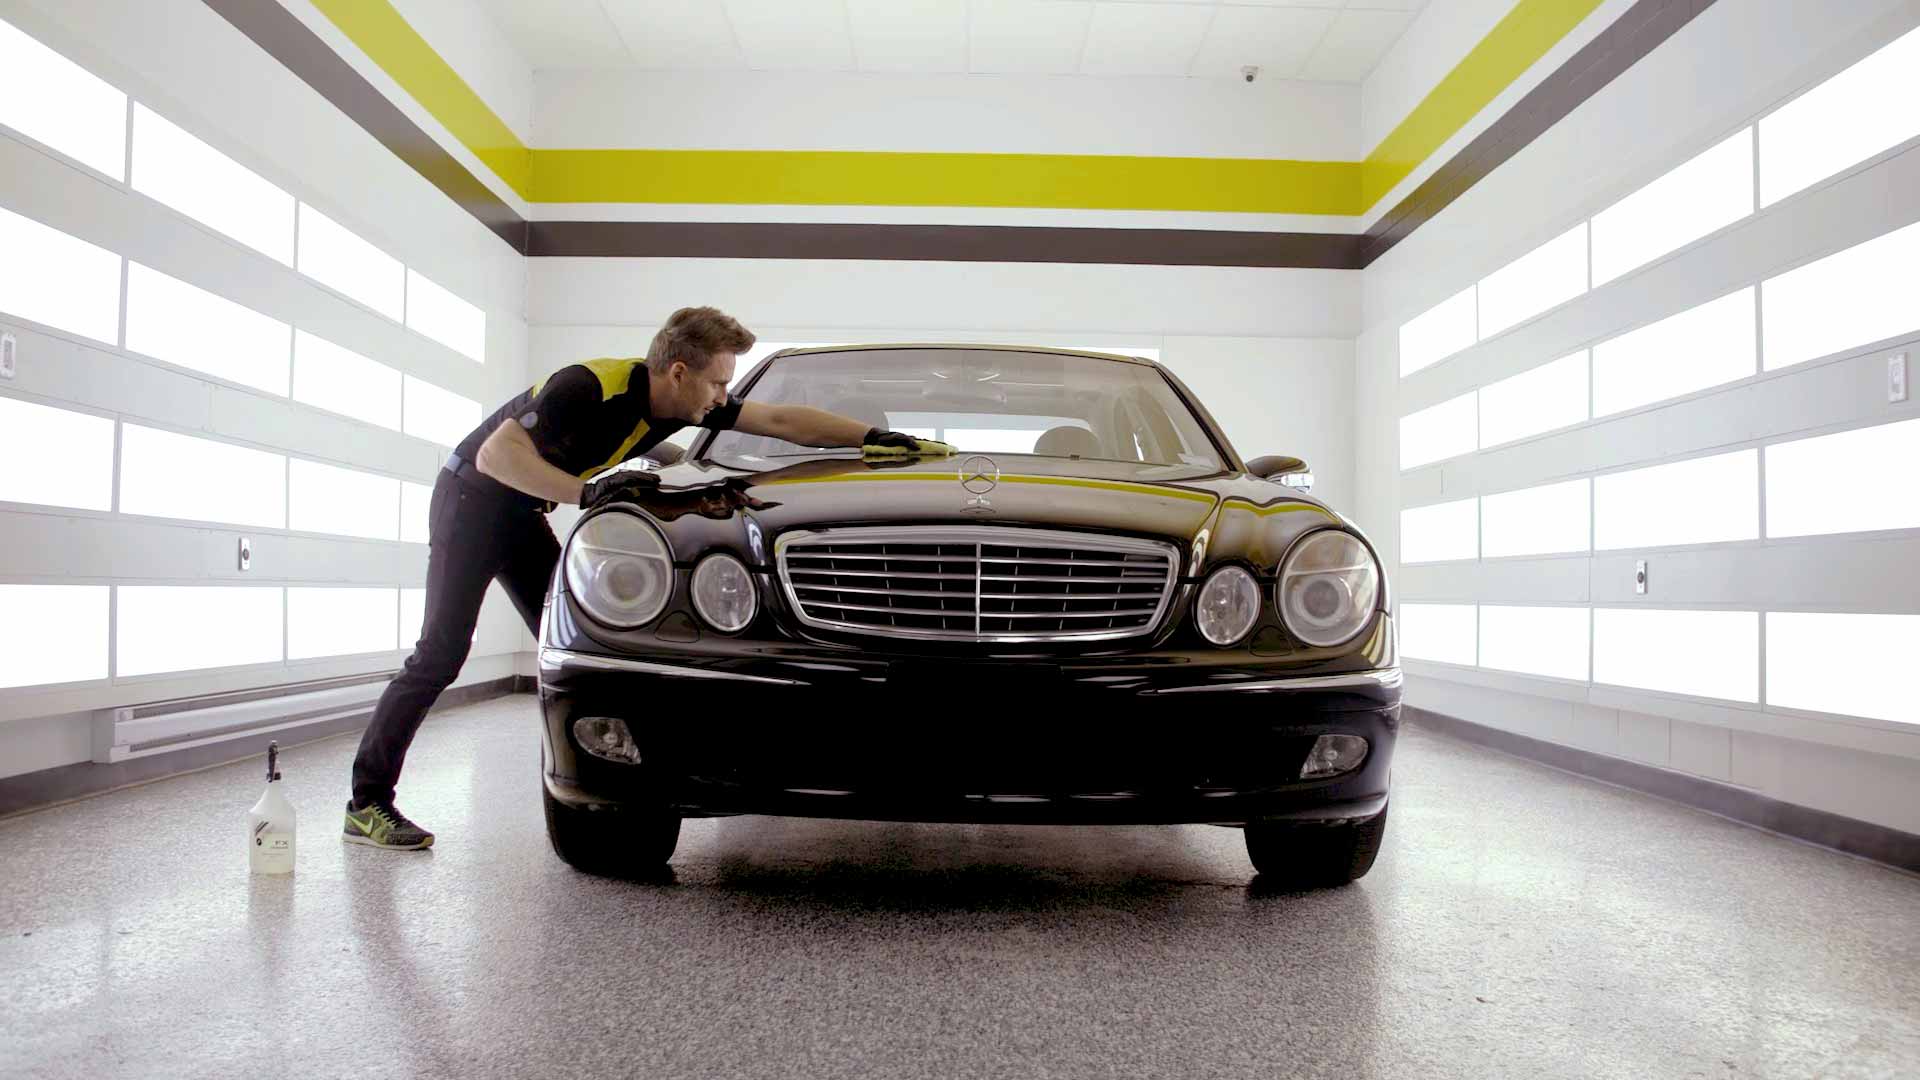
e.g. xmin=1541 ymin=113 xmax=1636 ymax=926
xmin=1246 ymin=455 xmax=1313 ymax=492
xmin=1246 ymin=455 xmax=1306 ymax=479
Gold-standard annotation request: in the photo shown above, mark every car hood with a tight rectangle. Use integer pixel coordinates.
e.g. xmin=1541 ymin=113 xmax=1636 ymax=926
xmin=644 ymin=454 xmax=1345 ymax=560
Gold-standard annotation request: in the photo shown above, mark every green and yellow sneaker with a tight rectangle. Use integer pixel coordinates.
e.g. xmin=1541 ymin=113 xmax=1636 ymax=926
xmin=342 ymin=801 xmax=435 ymax=850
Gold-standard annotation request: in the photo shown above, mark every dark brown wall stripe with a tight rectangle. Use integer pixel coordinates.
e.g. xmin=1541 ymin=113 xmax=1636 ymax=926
xmin=527 ymin=220 xmax=1366 ymax=268
xmin=206 ymin=0 xmax=1715 ymax=269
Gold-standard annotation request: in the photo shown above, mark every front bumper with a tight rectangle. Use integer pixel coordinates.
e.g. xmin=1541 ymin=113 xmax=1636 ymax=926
xmin=538 ymin=647 xmax=1399 ymax=827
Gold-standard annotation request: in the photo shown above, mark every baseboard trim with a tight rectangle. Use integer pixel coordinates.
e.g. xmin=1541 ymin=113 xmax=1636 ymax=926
xmin=0 ymin=675 xmax=531 ymax=819
xmin=1407 ymin=706 xmax=1920 ymax=875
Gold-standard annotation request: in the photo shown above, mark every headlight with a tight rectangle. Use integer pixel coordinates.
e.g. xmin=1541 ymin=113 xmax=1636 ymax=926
xmin=1195 ymin=565 xmax=1261 ymax=646
xmin=563 ymin=511 xmax=673 ymax=628
xmin=1277 ymin=530 xmax=1380 ymax=648
xmin=691 ymin=553 xmax=756 ymax=632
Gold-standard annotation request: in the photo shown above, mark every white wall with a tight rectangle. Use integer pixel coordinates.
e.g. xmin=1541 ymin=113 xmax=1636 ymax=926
xmin=0 ymin=0 xmax=532 ymax=777
xmin=527 ymin=258 xmax=1360 ymax=510
xmin=535 ymin=67 xmax=1358 ymax=160
xmin=1354 ymin=0 xmax=1920 ymax=833
xmin=390 ymin=0 xmax=533 ymax=141
xmin=529 ymin=258 xmax=1358 ymax=341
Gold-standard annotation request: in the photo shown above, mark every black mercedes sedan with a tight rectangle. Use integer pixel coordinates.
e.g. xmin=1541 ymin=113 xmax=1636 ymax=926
xmin=536 ymin=345 xmax=1399 ymax=887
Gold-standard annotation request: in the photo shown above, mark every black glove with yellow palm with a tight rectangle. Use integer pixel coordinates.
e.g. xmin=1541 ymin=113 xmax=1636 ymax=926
xmin=862 ymin=428 xmax=957 ymax=458
xmin=579 ymin=468 xmax=661 ymax=509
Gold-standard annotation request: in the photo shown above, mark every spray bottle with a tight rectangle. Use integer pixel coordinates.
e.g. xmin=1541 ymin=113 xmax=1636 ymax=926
xmin=248 ymin=741 xmax=297 ymax=875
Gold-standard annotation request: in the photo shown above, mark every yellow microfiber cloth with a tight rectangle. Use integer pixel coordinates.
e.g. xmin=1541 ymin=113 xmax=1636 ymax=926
xmin=862 ymin=438 xmax=958 ymax=458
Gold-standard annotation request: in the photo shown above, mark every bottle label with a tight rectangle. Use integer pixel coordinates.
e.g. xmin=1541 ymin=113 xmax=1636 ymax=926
xmin=251 ymin=821 xmax=295 ymax=873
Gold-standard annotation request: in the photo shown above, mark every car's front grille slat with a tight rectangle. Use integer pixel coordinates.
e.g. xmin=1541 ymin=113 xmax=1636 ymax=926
xmin=788 ymin=568 xmax=976 ymax=581
xmin=794 ymin=584 xmax=974 ymax=599
xmin=976 ymin=608 xmax=1162 ymax=620
xmin=976 ymin=574 xmax=1159 ymax=584
xmin=977 ymin=591 xmax=1159 ymax=601
xmin=975 ymin=558 xmax=1153 ymax=570
xmin=787 ymin=552 xmax=971 ymax=564
xmin=806 ymin=600 xmax=992 ymax=619
xmin=778 ymin=527 xmax=1178 ymax=642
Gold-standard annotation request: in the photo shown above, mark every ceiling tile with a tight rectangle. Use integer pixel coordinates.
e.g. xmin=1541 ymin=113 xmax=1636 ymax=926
xmin=848 ymin=0 xmax=969 ymax=74
xmin=1079 ymin=2 xmax=1214 ymax=77
xmin=1300 ymin=7 xmax=1414 ymax=82
xmin=1187 ymin=5 xmax=1338 ymax=80
xmin=474 ymin=0 xmax=632 ymax=69
xmin=967 ymin=1 xmax=1093 ymax=75
xmin=598 ymin=0 xmax=746 ymax=70
xmin=723 ymin=0 xmax=855 ymax=72
xmin=480 ymin=0 xmax=1427 ymax=79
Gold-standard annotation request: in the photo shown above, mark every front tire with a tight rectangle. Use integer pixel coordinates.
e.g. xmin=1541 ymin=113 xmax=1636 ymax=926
xmin=1244 ymin=803 xmax=1388 ymax=888
xmin=543 ymin=787 xmax=680 ymax=877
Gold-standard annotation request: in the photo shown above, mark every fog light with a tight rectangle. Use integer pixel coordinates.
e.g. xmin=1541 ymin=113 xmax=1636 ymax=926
xmin=1300 ymin=734 xmax=1368 ymax=779
xmin=691 ymin=552 xmax=756 ymax=633
xmin=573 ymin=716 xmax=641 ymax=764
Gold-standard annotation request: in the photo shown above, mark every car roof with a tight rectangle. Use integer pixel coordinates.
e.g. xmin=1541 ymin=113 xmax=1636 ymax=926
xmin=766 ymin=343 xmax=1160 ymax=369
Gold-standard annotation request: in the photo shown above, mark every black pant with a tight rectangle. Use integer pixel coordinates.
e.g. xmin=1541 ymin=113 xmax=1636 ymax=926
xmin=351 ymin=470 xmax=558 ymax=807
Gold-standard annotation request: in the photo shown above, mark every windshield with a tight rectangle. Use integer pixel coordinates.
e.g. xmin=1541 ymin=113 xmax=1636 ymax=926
xmin=704 ymin=348 xmax=1226 ymax=471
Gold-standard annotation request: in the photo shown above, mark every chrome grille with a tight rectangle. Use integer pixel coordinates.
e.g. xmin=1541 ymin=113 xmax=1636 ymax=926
xmin=777 ymin=527 xmax=1178 ymax=642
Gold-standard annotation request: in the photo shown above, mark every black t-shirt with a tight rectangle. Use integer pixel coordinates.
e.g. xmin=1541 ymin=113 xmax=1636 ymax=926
xmin=453 ymin=357 xmax=742 ymax=490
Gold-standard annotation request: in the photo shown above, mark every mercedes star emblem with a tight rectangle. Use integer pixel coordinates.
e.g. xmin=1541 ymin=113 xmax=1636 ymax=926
xmin=959 ymin=456 xmax=999 ymax=495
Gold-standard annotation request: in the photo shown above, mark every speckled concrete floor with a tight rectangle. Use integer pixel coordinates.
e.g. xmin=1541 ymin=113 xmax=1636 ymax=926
xmin=1 ymin=694 xmax=1916 ymax=1080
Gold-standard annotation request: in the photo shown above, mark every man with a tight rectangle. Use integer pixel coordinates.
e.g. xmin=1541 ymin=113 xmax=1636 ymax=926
xmin=344 ymin=306 xmax=945 ymax=849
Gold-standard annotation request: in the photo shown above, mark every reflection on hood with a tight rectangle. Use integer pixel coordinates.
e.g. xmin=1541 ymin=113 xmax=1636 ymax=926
xmin=619 ymin=476 xmax=782 ymax=521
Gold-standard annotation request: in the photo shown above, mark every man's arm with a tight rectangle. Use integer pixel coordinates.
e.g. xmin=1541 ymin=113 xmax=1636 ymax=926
xmin=475 ymin=420 xmax=587 ymax=506
xmin=733 ymin=402 xmax=869 ymax=447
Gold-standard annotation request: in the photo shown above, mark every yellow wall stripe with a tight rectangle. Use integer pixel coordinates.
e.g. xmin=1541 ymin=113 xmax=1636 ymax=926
xmin=314 ymin=0 xmax=1601 ymax=217
xmin=1361 ymin=0 xmax=1607 ymax=209
xmin=308 ymin=0 xmax=532 ymax=197
xmin=533 ymin=150 xmax=1360 ymax=214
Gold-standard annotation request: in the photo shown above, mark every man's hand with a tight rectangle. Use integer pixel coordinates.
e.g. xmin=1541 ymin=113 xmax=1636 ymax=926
xmin=580 ymin=469 xmax=662 ymax=508
xmin=863 ymin=428 xmax=958 ymax=457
